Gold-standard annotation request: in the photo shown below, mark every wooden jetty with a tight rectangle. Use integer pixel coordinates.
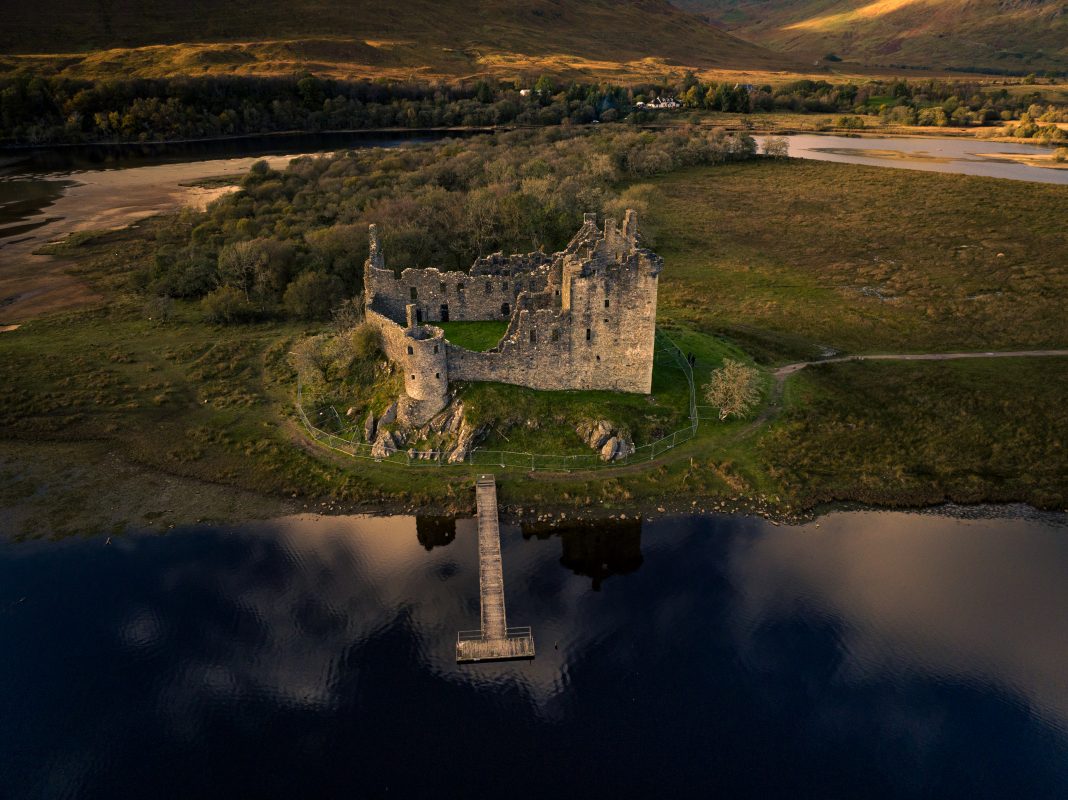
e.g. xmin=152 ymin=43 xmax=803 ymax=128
xmin=456 ymin=475 xmax=535 ymax=663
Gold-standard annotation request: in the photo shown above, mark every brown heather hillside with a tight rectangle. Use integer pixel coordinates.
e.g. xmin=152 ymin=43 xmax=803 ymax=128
xmin=674 ymin=0 xmax=1068 ymax=72
xmin=0 ymin=0 xmax=802 ymax=81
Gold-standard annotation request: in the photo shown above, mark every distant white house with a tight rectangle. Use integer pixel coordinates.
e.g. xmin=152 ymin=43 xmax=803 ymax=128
xmin=636 ymin=96 xmax=681 ymax=111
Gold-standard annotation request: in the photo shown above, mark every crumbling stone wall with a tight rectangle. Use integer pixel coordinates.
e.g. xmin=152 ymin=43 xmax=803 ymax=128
xmin=361 ymin=210 xmax=661 ymax=424
xmin=365 ymin=256 xmax=552 ymax=324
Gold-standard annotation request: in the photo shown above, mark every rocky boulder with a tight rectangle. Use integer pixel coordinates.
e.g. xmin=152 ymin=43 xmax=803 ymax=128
xmin=577 ymin=419 xmax=634 ymax=462
xmin=370 ymin=430 xmax=397 ymax=459
xmin=363 ymin=411 xmax=376 ymax=443
xmin=377 ymin=401 xmax=397 ymax=429
xmin=576 ymin=419 xmax=615 ymax=450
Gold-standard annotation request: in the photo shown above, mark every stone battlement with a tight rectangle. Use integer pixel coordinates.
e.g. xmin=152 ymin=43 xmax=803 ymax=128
xmin=363 ymin=211 xmax=661 ymax=424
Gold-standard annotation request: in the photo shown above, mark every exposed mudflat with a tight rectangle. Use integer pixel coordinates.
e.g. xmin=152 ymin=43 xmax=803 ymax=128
xmin=0 ymin=154 xmax=314 ymax=322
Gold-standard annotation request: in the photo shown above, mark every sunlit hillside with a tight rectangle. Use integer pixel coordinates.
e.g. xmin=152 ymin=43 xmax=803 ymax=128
xmin=675 ymin=0 xmax=1068 ymax=72
xmin=0 ymin=0 xmax=803 ymax=81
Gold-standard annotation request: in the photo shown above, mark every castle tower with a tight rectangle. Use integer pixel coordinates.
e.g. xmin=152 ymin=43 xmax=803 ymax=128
xmin=399 ymin=303 xmax=450 ymax=425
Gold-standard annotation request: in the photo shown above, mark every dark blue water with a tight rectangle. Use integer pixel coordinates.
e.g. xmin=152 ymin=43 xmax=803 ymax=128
xmin=2 ymin=509 xmax=1067 ymax=799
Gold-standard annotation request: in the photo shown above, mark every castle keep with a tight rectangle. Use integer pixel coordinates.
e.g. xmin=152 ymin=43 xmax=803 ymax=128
xmin=364 ymin=210 xmax=662 ymax=425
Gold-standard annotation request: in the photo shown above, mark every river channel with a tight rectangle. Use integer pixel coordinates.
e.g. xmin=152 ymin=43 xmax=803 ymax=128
xmin=1 ymin=507 xmax=1067 ymax=798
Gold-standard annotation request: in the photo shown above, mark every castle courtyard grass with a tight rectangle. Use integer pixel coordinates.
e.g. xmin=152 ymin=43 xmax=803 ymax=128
xmin=437 ymin=321 xmax=509 ymax=352
xmin=1 ymin=157 xmax=1067 ymax=535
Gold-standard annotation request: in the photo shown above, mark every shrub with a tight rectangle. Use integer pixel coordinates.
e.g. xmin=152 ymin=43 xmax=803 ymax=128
xmin=143 ymin=295 xmax=175 ymax=325
xmin=1055 ymin=148 xmax=1068 ymax=163
xmin=283 ymin=271 xmax=346 ymax=320
xmin=201 ymin=285 xmax=254 ymax=324
xmin=762 ymin=137 xmax=790 ymax=158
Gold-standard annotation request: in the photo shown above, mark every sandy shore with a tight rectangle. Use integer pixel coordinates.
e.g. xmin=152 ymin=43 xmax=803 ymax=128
xmin=0 ymin=153 xmax=318 ymax=322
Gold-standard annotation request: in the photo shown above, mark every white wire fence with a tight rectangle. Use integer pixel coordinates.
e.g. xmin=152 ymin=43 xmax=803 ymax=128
xmin=295 ymin=328 xmax=703 ymax=472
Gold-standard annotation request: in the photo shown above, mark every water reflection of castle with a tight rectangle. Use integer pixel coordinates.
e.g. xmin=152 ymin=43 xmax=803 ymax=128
xmin=523 ymin=518 xmax=644 ymax=591
xmin=415 ymin=516 xmax=457 ymax=550
xmin=414 ymin=515 xmax=644 ymax=590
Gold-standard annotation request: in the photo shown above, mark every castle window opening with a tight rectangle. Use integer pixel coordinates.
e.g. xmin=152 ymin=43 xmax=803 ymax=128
xmin=433 ymin=344 xmax=439 ymax=354
xmin=503 ymin=281 xmax=508 ymax=290
xmin=440 ymin=303 xmax=450 ymax=322
xmin=551 ymin=329 xmax=559 ymax=342
xmin=605 ymin=298 xmax=610 ymax=308
xmin=596 ymin=355 xmax=601 ymax=362
xmin=458 ymin=282 xmax=465 ymax=291
xmin=411 ymin=374 xmax=416 ymax=380
xmin=501 ymin=303 xmax=510 ymax=317
xmin=529 ymin=330 xmax=536 ymax=344
xmin=435 ymin=373 xmax=440 ymax=379
xmin=586 ymin=328 xmax=591 ymax=342
xmin=407 ymin=345 xmax=414 ymax=355
xmin=410 ymin=287 xmax=417 ymax=300
xmin=416 ymin=308 xmax=423 ymax=323
xmin=440 ymin=281 xmax=447 ymax=293
xmin=485 ymin=282 xmax=492 ymax=293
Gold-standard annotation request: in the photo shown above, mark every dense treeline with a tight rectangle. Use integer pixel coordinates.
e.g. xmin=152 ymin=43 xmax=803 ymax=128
xmin=138 ymin=126 xmax=757 ymax=322
xmin=5 ymin=71 xmax=1066 ymax=146
xmin=0 ymin=74 xmax=633 ymax=144
xmin=674 ymin=74 xmax=1068 ymax=132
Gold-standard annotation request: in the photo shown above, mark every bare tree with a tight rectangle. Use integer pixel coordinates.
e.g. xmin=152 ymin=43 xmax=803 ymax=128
xmin=762 ymin=136 xmax=790 ymax=158
xmin=703 ymin=359 xmax=762 ymax=420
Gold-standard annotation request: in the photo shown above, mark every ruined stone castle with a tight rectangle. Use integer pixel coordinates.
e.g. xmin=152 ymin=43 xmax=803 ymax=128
xmin=363 ymin=210 xmax=662 ymax=425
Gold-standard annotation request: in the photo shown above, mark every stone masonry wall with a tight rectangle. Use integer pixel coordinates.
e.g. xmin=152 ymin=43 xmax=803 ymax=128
xmin=365 ymin=258 xmax=551 ymax=325
xmin=362 ymin=210 xmax=661 ymax=411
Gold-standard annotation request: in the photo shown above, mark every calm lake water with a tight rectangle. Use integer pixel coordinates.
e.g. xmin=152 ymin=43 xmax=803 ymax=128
xmin=2 ymin=508 xmax=1067 ymax=798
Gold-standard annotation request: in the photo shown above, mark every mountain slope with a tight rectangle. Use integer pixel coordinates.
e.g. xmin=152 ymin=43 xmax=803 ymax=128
xmin=0 ymin=0 xmax=801 ymax=80
xmin=674 ymin=0 xmax=1068 ymax=72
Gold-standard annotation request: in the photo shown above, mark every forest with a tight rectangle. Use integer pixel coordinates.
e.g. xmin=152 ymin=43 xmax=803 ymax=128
xmin=3 ymin=71 xmax=1065 ymax=145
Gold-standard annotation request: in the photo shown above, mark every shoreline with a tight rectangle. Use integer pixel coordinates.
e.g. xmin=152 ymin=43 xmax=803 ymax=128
xmin=0 ymin=125 xmax=502 ymax=153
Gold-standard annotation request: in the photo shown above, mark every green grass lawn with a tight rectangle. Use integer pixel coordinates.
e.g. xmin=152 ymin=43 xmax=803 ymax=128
xmin=437 ymin=321 xmax=509 ymax=352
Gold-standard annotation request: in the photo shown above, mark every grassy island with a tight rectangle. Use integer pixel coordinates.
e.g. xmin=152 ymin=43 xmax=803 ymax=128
xmin=1 ymin=125 xmax=1066 ymax=536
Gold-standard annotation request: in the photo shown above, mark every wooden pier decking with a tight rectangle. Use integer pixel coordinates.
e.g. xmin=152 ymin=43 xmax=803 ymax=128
xmin=456 ymin=475 xmax=535 ymax=663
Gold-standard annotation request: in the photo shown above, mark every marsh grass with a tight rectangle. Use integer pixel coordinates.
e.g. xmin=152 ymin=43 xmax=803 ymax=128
xmin=759 ymin=358 xmax=1068 ymax=509
xmin=649 ymin=159 xmax=1068 ymax=361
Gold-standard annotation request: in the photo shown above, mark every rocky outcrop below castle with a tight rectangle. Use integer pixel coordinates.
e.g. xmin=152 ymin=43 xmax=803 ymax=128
xmin=364 ymin=399 xmax=487 ymax=463
xmin=576 ymin=419 xmax=635 ymax=462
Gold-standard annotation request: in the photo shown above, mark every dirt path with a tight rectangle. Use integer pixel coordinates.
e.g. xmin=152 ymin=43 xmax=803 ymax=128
xmin=774 ymin=350 xmax=1068 ymax=384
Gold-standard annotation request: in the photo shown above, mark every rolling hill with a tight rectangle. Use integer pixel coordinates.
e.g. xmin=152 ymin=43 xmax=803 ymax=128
xmin=0 ymin=0 xmax=802 ymax=81
xmin=673 ymin=0 xmax=1068 ymax=73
